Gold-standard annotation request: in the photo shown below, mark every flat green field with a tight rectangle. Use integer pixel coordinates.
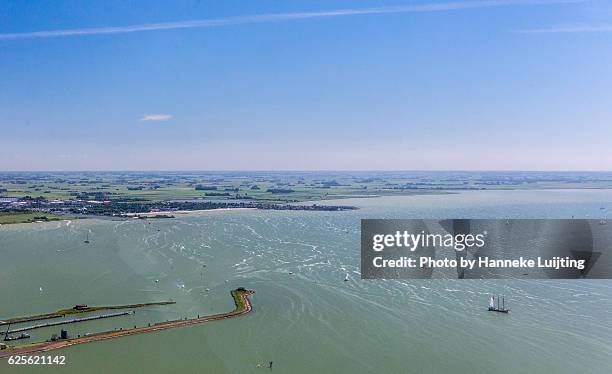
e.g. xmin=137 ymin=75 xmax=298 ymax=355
xmin=0 ymin=212 xmax=62 ymax=224
xmin=1 ymin=171 xmax=612 ymax=205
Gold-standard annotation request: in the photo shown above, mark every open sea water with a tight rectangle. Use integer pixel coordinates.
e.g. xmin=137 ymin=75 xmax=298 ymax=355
xmin=1 ymin=189 xmax=612 ymax=373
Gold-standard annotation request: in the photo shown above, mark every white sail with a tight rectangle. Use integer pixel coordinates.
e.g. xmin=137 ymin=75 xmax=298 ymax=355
xmin=489 ymin=296 xmax=495 ymax=308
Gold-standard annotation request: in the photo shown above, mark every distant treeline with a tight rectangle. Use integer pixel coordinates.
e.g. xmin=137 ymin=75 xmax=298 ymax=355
xmin=266 ymin=188 xmax=295 ymax=194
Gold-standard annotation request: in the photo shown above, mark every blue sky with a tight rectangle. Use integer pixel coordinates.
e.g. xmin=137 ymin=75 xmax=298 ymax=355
xmin=1 ymin=0 xmax=611 ymax=171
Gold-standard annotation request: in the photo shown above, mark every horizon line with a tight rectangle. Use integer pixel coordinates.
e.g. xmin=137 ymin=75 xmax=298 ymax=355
xmin=1 ymin=169 xmax=611 ymax=173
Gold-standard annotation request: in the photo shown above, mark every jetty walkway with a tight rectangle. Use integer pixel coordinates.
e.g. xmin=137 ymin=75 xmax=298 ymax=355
xmin=0 ymin=289 xmax=254 ymax=358
xmin=5 ymin=311 xmax=134 ymax=334
xmin=0 ymin=301 xmax=175 ymax=327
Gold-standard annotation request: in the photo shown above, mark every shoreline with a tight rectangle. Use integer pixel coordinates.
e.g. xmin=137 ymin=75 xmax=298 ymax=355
xmin=124 ymin=207 xmax=257 ymax=217
xmin=0 ymin=208 xmax=256 ymax=226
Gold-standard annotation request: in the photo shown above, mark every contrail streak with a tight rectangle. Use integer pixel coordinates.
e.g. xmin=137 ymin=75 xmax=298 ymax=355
xmin=0 ymin=0 xmax=582 ymax=40
xmin=517 ymin=24 xmax=612 ymax=33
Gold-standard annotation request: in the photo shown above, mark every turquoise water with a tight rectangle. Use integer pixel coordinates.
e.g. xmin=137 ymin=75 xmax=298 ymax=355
xmin=1 ymin=189 xmax=612 ymax=373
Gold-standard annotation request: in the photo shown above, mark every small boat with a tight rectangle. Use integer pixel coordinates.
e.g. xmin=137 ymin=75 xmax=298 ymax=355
xmin=84 ymin=232 xmax=90 ymax=244
xmin=488 ymin=295 xmax=509 ymax=313
xmin=344 ymin=273 xmax=349 ymax=282
xmin=4 ymin=333 xmax=31 ymax=341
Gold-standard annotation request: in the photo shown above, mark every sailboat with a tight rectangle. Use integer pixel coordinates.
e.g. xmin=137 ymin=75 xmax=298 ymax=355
xmin=488 ymin=295 xmax=509 ymax=313
xmin=344 ymin=273 xmax=349 ymax=282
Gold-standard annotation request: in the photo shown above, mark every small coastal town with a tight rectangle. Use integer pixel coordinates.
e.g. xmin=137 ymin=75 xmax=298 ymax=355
xmin=0 ymin=195 xmax=357 ymax=223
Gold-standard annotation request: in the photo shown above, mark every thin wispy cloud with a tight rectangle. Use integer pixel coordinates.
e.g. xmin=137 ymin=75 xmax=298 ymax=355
xmin=518 ymin=24 xmax=612 ymax=33
xmin=0 ymin=0 xmax=582 ymax=40
xmin=140 ymin=114 xmax=173 ymax=122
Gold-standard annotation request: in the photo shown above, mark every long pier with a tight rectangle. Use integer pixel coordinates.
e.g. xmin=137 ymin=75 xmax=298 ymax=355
xmin=0 ymin=289 xmax=254 ymax=358
xmin=5 ymin=311 xmax=134 ymax=334
xmin=1 ymin=314 xmax=64 ymax=326
xmin=0 ymin=301 xmax=175 ymax=326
